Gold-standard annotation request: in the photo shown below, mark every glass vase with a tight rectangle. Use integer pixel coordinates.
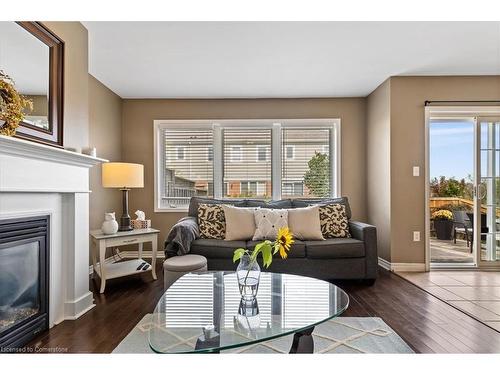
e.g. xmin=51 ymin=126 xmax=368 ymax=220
xmin=236 ymin=254 xmax=261 ymax=300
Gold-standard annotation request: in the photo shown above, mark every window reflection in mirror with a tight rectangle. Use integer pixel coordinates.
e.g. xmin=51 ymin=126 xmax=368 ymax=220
xmin=0 ymin=22 xmax=50 ymax=131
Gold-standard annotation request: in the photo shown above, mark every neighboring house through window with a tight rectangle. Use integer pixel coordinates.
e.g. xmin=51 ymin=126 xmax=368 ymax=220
xmin=257 ymin=145 xmax=268 ymax=161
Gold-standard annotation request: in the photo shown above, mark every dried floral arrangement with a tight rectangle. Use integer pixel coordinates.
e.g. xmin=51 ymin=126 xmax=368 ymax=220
xmin=0 ymin=70 xmax=33 ymax=136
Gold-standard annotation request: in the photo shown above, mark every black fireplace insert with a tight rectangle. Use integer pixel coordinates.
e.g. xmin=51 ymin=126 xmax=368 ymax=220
xmin=0 ymin=216 xmax=49 ymax=350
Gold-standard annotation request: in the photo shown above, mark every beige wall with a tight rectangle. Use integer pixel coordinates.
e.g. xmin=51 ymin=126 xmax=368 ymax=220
xmin=122 ymin=98 xmax=368 ymax=245
xmin=390 ymin=76 xmax=500 ymax=263
xmin=366 ymin=79 xmax=392 ymax=261
xmin=43 ymin=22 xmax=89 ymax=151
xmin=88 ymin=75 xmax=123 ymax=233
xmin=38 ymin=23 xmax=123 ymax=262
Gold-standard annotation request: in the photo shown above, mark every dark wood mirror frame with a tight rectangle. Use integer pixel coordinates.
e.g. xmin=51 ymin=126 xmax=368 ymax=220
xmin=15 ymin=21 xmax=64 ymax=148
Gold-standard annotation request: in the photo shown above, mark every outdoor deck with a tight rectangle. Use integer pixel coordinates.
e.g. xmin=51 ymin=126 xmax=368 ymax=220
xmin=430 ymin=238 xmax=474 ymax=264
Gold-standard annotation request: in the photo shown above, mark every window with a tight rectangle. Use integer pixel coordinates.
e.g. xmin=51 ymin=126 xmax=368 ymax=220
xmin=223 ymin=129 xmax=272 ymax=198
xmin=154 ymin=119 xmax=340 ymax=211
xmin=257 ymin=146 xmax=268 ymax=161
xmin=282 ymin=182 xmax=304 ymax=196
xmin=157 ymin=128 xmax=214 ymax=209
xmin=176 ymin=146 xmax=185 ymax=160
xmin=282 ymin=127 xmax=332 ymax=198
xmin=230 ymin=146 xmax=242 ymax=162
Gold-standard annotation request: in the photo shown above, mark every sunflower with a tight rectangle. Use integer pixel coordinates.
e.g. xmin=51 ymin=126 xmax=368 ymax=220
xmin=275 ymin=227 xmax=294 ymax=259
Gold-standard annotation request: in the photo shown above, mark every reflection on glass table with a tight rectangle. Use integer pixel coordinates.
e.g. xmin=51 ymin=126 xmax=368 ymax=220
xmin=149 ymin=271 xmax=349 ymax=353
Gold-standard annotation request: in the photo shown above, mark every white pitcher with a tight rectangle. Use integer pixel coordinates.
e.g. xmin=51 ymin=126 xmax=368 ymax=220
xmin=101 ymin=212 xmax=119 ymax=235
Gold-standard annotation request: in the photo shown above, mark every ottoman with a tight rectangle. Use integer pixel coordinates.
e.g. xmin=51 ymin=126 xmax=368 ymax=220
xmin=163 ymin=254 xmax=208 ymax=289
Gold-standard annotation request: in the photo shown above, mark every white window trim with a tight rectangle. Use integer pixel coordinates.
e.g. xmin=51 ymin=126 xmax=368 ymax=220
xmin=154 ymin=119 xmax=341 ymax=212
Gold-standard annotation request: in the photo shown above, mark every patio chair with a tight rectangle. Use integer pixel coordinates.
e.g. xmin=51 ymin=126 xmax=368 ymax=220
xmin=452 ymin=210 xmax=472 ymax=249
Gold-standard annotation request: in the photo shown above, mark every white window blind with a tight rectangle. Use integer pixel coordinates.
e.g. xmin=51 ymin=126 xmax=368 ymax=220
xmin=281 ymin=274 xmax=330 ymax=328
xmin=154 ymin=119 xmax=340 ymax=211
xmin=164 ymin=273 xmax=214 ymax=328
xmin=162 ymin=128 xmax=214 ymax=208
xmin=223 ymin=129 xmax=272 ymax=199
xmin=281 ymin=128 xmax=332 ymax=199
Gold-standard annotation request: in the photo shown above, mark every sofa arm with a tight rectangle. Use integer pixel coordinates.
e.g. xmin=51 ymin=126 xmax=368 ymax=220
xmin=164 ymin=216 xmax=199 ymax=258
xmin=349 ymin=221 xmax=378 ymax=279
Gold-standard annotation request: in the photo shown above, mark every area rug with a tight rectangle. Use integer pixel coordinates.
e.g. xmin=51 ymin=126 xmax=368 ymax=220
xmin=113 ymin=315 xmax=414 ymax=354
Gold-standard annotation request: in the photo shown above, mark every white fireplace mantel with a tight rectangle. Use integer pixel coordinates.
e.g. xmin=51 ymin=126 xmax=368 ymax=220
xmin=0 ymin=135 xmax=108 ymax=327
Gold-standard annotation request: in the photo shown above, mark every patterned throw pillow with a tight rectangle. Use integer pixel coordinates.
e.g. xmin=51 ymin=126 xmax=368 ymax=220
xmin=319 ymin=204 xmax=351 ymax=238
xmin=198 ymin=204 xmax=226 ymax=239
xmin=252 ymin=208 xmax=288 ymax=241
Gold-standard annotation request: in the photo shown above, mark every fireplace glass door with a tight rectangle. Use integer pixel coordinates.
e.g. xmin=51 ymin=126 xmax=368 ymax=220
xmin=0 ymin=216 xmax=49 ymax=349
xmin=0 ymin=241 xmax=41 ymax=335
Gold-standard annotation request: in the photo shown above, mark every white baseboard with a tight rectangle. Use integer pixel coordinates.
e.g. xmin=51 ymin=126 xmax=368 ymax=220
xmin=88 ymin=250 xmax=165 ymax=275
xmin=378 ymin=257 xmax=425 ymax=272
xmin=377 ymin=257 xmax=391 ymax=271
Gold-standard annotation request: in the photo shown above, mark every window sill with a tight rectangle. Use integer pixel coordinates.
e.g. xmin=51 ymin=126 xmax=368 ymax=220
xmin=154 ymin=208 xmax=189 ymax=213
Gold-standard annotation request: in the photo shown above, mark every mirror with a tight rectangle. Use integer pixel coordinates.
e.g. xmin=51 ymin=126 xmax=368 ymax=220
xmin=0 ymin=22 xmax=63 ymax=147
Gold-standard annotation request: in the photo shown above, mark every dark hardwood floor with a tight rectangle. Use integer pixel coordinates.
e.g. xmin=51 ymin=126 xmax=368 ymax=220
xmin=26 ymin=265 xmax=500 ymax=353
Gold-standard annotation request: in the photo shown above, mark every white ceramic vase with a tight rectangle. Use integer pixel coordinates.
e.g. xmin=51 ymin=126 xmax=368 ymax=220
xmin=101 ymin=212 xmax=119 ymax=235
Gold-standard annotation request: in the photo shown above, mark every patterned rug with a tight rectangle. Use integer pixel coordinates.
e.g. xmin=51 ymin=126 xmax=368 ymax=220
xmin=113 ymin=315 xmax=414 ymax=354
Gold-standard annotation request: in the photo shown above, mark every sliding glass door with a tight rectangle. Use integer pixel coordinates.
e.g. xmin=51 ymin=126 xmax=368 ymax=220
xmin=476 ymin=118 xmax=500 ymax=267
xmin=428 ymin=118 xmax=476 ymax=266
xmin=427 ymin=113 xmax=500 ymax=269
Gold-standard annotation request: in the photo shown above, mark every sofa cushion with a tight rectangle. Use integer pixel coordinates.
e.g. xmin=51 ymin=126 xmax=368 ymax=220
xmin=190 ymin=239 xmax=247 ymax=259
xmin=304 ymin=238 xmax=365 ymax=259
xmin=246 ymin=199 xmax=293 ymax=209
xmin=188 ymin=197 xmax=246 ymax=218
xmin=246 ymin=240 xmax=306 ymax=258
xmin=292 ymin=197 xmax=351 ymax=219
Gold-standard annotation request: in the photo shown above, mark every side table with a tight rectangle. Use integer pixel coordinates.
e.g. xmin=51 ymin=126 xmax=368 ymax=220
xmin=90 ymin=228 xmax=160 ymax=293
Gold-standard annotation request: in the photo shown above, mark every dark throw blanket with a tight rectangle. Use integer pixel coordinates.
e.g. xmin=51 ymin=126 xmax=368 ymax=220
xmin=164 ymin=216 xmax=199 ymax=257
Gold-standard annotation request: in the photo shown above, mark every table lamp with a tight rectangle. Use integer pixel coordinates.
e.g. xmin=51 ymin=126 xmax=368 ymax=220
xmin=102 ymin=162 xmax=144 ymax=231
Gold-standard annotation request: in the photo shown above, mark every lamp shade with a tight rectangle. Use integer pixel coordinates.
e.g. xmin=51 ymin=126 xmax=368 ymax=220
xmin=102 ymin=162 xmax=144 ymax=188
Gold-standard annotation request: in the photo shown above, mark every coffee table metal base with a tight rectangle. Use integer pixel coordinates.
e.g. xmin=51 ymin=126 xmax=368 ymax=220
xmin=289 ymin=327 xmax=315 ymax=354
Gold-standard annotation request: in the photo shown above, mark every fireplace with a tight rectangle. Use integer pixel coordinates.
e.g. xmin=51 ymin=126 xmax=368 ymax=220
xmin=0 ymin=216 xmax=49 ymax=349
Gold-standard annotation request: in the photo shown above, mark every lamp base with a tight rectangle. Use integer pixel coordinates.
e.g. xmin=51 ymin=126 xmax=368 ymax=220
xmin=119 ymin=188 xmax=133 ymax=231
xmin=119 ymin=216 xmax=133 ymax=231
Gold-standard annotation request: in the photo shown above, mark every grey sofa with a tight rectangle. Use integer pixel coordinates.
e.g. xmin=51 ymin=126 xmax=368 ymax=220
xmin=165 ymin=197 xmax=377 ymax=283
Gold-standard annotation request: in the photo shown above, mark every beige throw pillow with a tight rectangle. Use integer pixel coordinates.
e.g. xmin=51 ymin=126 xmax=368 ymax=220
xmin=288 ymin=205 xmax=324 ymax=240
xmin=253 ymin=208 xmax=288 ymax=241
xmin=223 ymin=205 xmax=257 ymax=241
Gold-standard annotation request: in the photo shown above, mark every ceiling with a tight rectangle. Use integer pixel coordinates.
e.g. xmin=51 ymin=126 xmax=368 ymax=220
xmin=84 ymin=22 xmax=500 ymax=99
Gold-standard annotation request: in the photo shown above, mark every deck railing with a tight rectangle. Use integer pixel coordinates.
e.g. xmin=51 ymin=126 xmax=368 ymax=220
xmin=430 ymin=197 xmax=500 ymax=217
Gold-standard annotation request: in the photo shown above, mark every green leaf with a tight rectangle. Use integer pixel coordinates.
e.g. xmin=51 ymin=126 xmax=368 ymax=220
xmin=261 ymin=243 xmax=273 ymax=268
xmin=233 ymin=248 xmax=247 ymax=263
xmin=273 ymin=242 xmax=280 ymax=255
xmin=251 ymin=242 xmax=265 ymax=262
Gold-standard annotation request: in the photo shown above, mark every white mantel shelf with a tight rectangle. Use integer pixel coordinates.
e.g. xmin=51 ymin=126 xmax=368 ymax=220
xmin=0 ymin=135 xmax=108 ymax=327
xmin=0 ymin=135 xmax=108 ymax=168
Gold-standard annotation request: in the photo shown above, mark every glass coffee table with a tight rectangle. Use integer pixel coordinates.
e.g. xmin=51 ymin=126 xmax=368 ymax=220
xmin=148 ymin=271 xmax=349 ymax=353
